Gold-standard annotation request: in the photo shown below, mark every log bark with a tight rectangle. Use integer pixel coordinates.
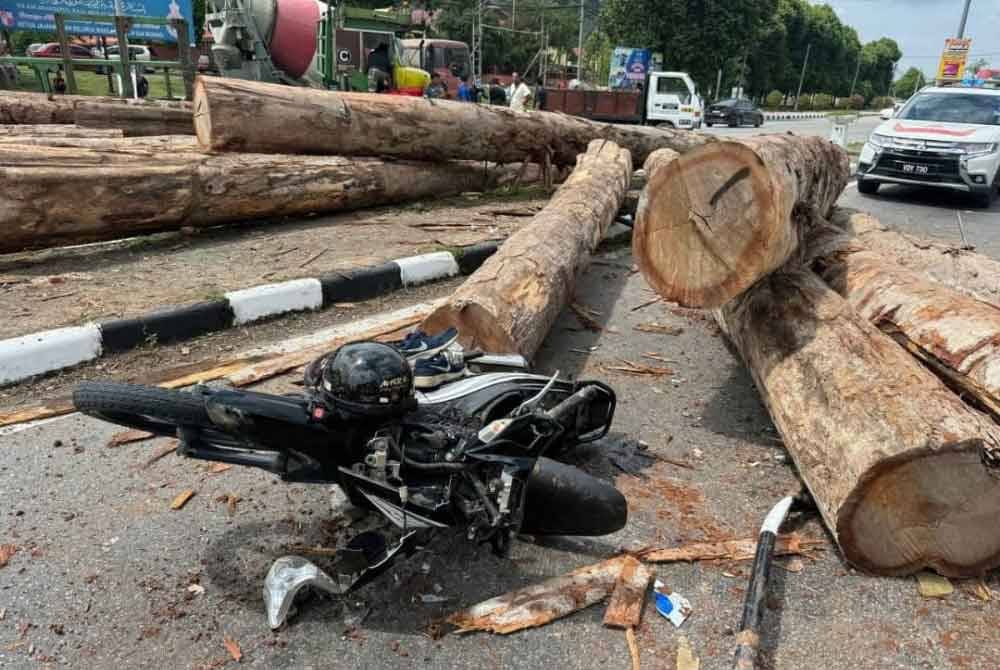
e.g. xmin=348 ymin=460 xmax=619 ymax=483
xmin=830 ymin=207 xmax=1000 ymax=307
xmin=717 ymin=268 xmax=1000 ymax=577
xmin=421 ymin=140 xmax=632 ymax=359
xmin=602 ymin=556 xmax=652 ymax=629
xmin=447 ymin=556 xmax=630 ymax=634
xmin=74 ymin=101 xmax=194 ymax=136
xmin=634 ymin=135 xmax=849 ymax=308
xmin=0 ymin=144 xmax=543 ymax=253
xmin=0 ymin=134 xmax=198 ymax=150
xmin=809 ymin=222 xmax=1000 ymax=423
xmin=193 ymin=76 xmax=711 ymax=167
xmin=0 ymin=124 xmax=123 ymax=138
xmin=0 ymin=91 xmax=192 ymax=125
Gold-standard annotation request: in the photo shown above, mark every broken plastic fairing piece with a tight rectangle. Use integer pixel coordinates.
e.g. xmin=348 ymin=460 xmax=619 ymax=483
xmin=263 ymin=555 xmax=341 ymax=629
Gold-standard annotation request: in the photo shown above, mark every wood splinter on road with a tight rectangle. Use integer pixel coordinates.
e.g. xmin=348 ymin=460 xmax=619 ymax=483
xmin=603 ymin=556 xmax=653 ymax=629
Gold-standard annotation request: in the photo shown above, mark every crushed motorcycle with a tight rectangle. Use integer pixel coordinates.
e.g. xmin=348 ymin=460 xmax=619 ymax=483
xmin=73 ymin=355 xmax=627 ymax=626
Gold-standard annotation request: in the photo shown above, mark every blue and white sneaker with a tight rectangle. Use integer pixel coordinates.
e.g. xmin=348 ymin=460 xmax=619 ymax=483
xmin=413 ymin=350 xmax=467 ymax=389
xmin=391 ymin=327 xmax=459 ymax=360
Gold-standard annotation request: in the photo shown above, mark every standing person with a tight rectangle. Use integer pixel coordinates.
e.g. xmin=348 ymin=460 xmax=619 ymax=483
xmin=367 ymin=42 xmax=391 ymax=93
xmin=457 ymin=74 xmax=475 ymax=102
xmin=425 ymin=72 xmax=447 ymax=99
xmin=507 ymin=72 xmax=520 ymax=102
xmin=52 ymin=67 xmax=66 ymax=94
xmin=533 ymin=77 xmax=547 ymax=111
xmin=488 ymin=78 xmax=507 ymax=106
xmin=509 ymin=74 xmax=532 ymax=112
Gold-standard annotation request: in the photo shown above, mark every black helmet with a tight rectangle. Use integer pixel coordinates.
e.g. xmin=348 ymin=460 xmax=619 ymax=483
xmin=306 ymin=341 xmax=414 ymax=417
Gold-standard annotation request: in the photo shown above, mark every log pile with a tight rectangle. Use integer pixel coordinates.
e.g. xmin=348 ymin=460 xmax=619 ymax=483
xmin=635 ymin=134 xmax=1000 ymax=578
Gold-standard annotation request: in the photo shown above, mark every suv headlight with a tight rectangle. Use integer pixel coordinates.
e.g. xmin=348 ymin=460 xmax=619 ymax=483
xmin=867 ymin=133 xmax=891 ymax=149
xmin=956 ymin=142 xmax=998 ymax=157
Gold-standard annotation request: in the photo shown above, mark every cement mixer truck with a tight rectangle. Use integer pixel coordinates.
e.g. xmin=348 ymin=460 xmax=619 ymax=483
xmin=205 ymin=0 xmax=470 ymax=96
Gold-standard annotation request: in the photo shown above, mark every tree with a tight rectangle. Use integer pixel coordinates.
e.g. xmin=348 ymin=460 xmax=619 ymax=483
xmin=894 ymin=67 xmax=926 ymax=97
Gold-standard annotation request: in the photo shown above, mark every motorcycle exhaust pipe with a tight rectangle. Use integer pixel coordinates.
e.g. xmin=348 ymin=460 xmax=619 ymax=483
xmin=519 ymin=457 xmax=627 ymax=536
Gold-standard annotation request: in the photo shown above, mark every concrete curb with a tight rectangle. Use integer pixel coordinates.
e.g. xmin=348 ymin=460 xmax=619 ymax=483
xmin=0 ymin=244 xmax=498 ymax=386
xmin=762 ymin=111 xmax=828 ymax=121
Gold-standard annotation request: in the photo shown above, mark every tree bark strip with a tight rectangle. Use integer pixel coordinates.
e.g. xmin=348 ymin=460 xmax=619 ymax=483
xmin=193 ymin=76 xmax=711 ymax=166
xmin=717 ymin=268 xmax=1000 ymax=577
xmin=74 ymin=101 xmax=194 ymax=136
xmin=0 ymin=144 xmax=543 ymax=253
xmin=0 ymin=124 xmax=123 ymax=138
xmin=602 ymin=556 xmax=652 ymax=629
xmin=421 ymin=140 xmax=632 ymax=359
xmin=448 ymin=556 xmax=630 ymax=634
xmin=809 ymin=222 xmax=1000 ymax=423
xmin=830 ymin=207 xmax=1000 ymax=307
xmin=634 ymin=135 xmax=848 ymax=308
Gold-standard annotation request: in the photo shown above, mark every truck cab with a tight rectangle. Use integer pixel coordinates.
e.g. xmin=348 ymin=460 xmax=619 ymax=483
xmin=645 ymin=71 xmax=702 ymax=129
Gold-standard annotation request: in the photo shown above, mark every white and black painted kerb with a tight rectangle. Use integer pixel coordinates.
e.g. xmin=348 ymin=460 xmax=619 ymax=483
xmin=0 ymin=244 xmax=498 ymax=386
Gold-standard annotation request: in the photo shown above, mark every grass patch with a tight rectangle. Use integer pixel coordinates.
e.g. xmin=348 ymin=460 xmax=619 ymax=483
xmin=10 ymin=64 xmax=185 ymax=100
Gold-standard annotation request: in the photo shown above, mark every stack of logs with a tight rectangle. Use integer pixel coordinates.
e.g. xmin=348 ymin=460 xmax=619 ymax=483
xmin=4 ymin=80 xmax=999 ymax=578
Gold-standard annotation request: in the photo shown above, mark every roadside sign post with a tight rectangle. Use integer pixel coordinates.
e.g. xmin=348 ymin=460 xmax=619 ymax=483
xmin=936 ymin=37 xmax=972 ymax=85
xmin=53 ymin=14 xmax=77 ymax=94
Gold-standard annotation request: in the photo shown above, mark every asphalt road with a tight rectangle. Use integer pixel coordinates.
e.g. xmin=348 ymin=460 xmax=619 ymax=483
xmin=2 ymin=117 xmax=999 ymax=669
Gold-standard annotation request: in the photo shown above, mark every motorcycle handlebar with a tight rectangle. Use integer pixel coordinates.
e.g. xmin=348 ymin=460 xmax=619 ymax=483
xmin=546 ymin=385 xmax=602 ymax=427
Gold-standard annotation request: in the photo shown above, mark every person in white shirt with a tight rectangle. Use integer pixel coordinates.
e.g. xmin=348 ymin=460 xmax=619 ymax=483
xmin=509 ymin=74 xmax=533 ymax=112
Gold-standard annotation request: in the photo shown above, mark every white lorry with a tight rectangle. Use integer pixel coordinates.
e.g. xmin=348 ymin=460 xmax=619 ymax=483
xmin=644 ymin=71 xmax=703 ymax=129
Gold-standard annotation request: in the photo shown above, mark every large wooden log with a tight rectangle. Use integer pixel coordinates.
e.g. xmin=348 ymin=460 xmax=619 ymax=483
xmin=0 ymin=91 xmax=192 ymax=125
xmin=0 ymin=144 xmax=543 ymax=253
xmin=0 ymin=134 xmax=199 ymax=150
xmin=0 ymin=124 xmax=123 ymax=138
xmin=830 ymin=207 xmax=1000 ymax=307
xmin=74 ymin=101 xmax=194 ymax=136
xmin=809 ymin=221 xmax=1000 ymax=422
xmin=633 ymin=135 xmax=848 ymax=308
xmin=717 ymin=268 xmax=1000 ymax=577
xmin=193 ymin=76 xmax=710 ymax=166
xmin=420 ymin=140 xmax=633 ymax=358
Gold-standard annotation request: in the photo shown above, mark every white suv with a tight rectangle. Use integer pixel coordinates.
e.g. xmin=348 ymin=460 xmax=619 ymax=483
xmin=857 ymin=85 xmax=1000 ymax=207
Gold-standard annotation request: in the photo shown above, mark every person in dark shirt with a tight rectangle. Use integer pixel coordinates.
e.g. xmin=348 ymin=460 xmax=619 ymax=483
xmin=367 ymin=42 xmax=391 ymax=93
xmin=52 ymin=67 xmax=67 ymax=94
xmin=425 ymin=72 xmax=447 ymax=99
xmin=488 ymin=78 xmax=507 ymax=106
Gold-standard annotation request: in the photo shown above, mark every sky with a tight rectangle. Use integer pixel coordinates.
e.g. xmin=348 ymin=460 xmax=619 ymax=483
xmin=811 ymin=0 xmax=1000 ymax=76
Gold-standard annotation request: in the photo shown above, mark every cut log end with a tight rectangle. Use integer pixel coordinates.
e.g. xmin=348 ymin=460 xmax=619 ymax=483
xmin=193 ymin=77 xmax=213 ymax=151
xmin=421 ymin=302 xmax=519 ymax=356
xmin=634 ymin=141 xmax=780 ymax=308
xmin=839 ymin=441 xmax=1000 ymax=577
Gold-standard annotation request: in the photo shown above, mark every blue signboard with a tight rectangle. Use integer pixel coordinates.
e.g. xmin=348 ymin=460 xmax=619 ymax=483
xmin=0 ymin=0 xmax=195 ymax=44
xmin=609 ymin=47 xmax=652 ymax=90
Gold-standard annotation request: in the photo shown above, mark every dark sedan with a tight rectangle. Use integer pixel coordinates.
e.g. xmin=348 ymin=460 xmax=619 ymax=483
xmin=705 ymin=98 xmax=764 ymax=127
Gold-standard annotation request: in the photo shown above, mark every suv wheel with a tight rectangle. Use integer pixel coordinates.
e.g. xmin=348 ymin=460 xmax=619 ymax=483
xmin=857 ymin=179 xmax=879 ymax=195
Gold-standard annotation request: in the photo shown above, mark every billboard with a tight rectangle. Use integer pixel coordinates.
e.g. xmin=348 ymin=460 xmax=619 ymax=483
xmin=936 ymin=37 xmax=972 ymax=81
xmin=0 ymin=0 xmax=195 ymax=44
xmin=609 ymin=47 xmax=651 ymax=90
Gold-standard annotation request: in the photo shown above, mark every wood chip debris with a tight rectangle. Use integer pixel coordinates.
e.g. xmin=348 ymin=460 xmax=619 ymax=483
xmin=642 ymin=352 xmax=676 ymax=364
xmin=626 ymin=627 xmax=640 ymax=670
xmin=141 ymin=441 xmax=178 ymax=469
xmin=288 ymin=544 xmax=339 ymax=558
xmin=216 ymin=493 xmax=241 ymax=516
xmin=602 ymin=358 xmax=674 ymax=377
xmin=0 ymin=544 xmax=16 ymax=568
xmin=170 ymin=489 xmax=196 ymax=510
xmin=106 ymin=428 xmax=154 ymax=447
xmin=603 ymin=556 xmax=653 ymax=629
xmin=447 ymin=556 xmax=631 ymax=634
xmin=630 ymin=296 xmax=662 ymax=312
xmin=570 ymin=302 xmax=604 ymax=331
xmin=973 ymin=579 xmax=993 ymax=602
xmin=299 ymin=247 xmax=329 ymax=269
xmin=223 ymin=635 xmax=242 ymax=662
xmin=638 ymin=534 xmax=824 ymax=563
xmin=207 ymin=463 xmax=232 ymax=475
xmin=676 ymin=635 xmax=700 ymax=670
xmin=916 ymin=571 xmax=954 ymax=598
xmin=635 ymin=322 xmax=684 ymax=335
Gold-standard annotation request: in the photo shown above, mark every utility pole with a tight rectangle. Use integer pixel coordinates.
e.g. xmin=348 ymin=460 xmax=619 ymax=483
xmin=957 ymin=0 xmax=972 ymax=38
xmin=849 ymin=54 xmax=861 ymax=98
xmin=577 ymin=0 xmax=584 ymax=83
xmin=913 ymin=69 xmax=923 ymax=96
xmin=737 ymin=49 xmax=748 ymax=98
xmin=794 ymin=42 xmax=811 ymax=111
xmin=715 ymin=67 xmax=722 ymax=102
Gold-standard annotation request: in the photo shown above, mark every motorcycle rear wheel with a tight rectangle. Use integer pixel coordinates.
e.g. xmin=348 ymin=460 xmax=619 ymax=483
xmin=73 ymin=381 xmax=213 ymax=436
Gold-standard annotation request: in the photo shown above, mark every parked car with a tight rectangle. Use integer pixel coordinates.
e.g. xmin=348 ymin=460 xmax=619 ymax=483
xmin=92 ymin=44 xmax=155 ymax=73
xmin=857 ymin=85 xmax=1000 ymax=207
xmin=25 ymin=43 xmax=48 ymax=56
xmin=33 ymin=43 xmax=93 ymax=60
xmin=705 ymin=98 xmax=764 ymax=127
xmin=879 ymin=101 xmax=904 ymax=120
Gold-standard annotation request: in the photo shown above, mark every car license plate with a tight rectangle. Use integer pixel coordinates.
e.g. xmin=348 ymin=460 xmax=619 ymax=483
xmin=901 ymin=163 xmax=930 ymax=175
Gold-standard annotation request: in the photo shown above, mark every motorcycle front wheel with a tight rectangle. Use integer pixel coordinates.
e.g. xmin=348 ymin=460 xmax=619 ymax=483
xmin=73 ymin=381 xmax=213 ymax=436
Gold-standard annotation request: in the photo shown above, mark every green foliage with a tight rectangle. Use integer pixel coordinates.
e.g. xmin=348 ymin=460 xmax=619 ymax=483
xmin=11 ymin=30 xmax=54 ymax=56
xmin=812 ymin=92 xmax=833 ymax=110
xmin=869 ymin=95 xmax=894 ymax=110
xmin=796 ymin=95 xmax=812 ymax=111
xmin=850 ymin=93 xmax=865 ymax=110
xmin=893 ymin=67 xmax=926 ymax=97
xmin=835 ymin=96 xmax=851 ymax=110
xmin=765 ymin=89 xmax=783 ymax=108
